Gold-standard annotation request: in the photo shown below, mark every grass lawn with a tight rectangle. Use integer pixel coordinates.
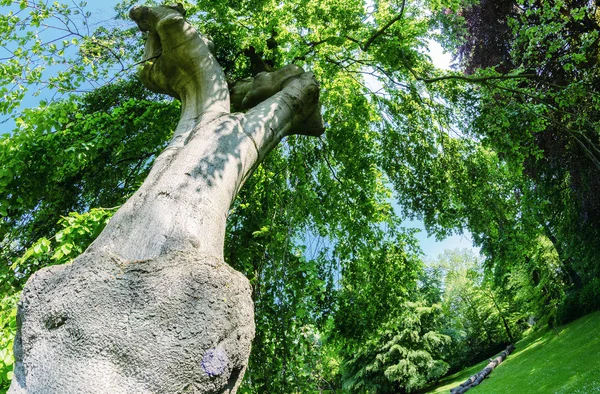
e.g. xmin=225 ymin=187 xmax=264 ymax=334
xmin=426 ymin=310 xmax=600 ymax=393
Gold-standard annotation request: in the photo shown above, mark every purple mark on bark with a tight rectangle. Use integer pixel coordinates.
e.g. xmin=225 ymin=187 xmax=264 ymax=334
xmin=201 ymin=348 xmax=229 ymax=377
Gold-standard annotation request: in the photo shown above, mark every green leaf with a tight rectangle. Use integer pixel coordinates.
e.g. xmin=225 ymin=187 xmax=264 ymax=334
xmin=3 ymin=352 xmax=12 ymax=366
xmin=60 ymin=243 xmax=73 ymax=256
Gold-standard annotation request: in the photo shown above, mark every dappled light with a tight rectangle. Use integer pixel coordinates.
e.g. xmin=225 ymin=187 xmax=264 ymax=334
xmin=0 ymin=0 xmax=599 ymax=393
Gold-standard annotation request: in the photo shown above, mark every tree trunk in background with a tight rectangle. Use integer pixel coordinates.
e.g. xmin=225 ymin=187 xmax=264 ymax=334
xmin=9 ymin=4 xmax=323 ymax=393
xmin=485 ymin=289 xmax=514 ymax=343
xmin=541 ymin=221 xmax=583 ymax=289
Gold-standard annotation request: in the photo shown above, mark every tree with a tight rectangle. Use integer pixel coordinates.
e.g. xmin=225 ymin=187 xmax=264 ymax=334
xmin=9 ymin=4 xmax=324 ymax=392
xmin=331 ymin=237 xmax=453 ymax=393
xmin=430 ymin=249 xmax=518 ymax=370
xmin=389 ymin=0 xmax=600 ymax=327
xmin=342 ymin=302 xmax=451 ymax=393
xmin=2 ymin=0 xmax=599 ymax=392
xmin=2 ymin=0 xmax=422 ymax=390
xmin=438 ymin=0 xmax=600 ymax=311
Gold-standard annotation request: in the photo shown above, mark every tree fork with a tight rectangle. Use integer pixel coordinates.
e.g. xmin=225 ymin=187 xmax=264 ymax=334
xmin=10 ymin=4 xmax=323 ymax=393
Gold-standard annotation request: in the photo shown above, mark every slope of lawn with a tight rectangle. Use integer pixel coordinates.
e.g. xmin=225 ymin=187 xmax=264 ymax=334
xmin=427 ymin=310 xmax=600 ymax=393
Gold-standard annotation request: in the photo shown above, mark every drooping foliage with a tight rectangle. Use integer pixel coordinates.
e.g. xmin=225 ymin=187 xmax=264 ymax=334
xmin=1 ymin=0 xmax=599 ymax=392
xmin=383 ymin=0 xmax=600 ymax=330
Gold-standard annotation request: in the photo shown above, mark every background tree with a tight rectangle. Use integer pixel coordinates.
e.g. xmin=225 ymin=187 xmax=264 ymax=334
xmin=333 ymin=237 xmax=451 ymax=393
xmin=430 ymin=249 xmax=519 ymax=370
xmin=435 ymin=0 xmax=600 ymax=322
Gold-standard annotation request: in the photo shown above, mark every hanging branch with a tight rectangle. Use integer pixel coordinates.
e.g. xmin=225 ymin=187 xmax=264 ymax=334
xmin=294 ymin=0 xmax=407 ymax=62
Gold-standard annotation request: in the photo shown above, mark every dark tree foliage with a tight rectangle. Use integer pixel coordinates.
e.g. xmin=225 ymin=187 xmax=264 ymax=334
xmin=455 ymin=0 xmax=600 ymax=322
xmin=456 ymin=0 xmax=516 ymax=74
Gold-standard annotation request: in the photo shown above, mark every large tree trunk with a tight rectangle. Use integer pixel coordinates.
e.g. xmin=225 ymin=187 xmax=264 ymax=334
xmin=9 ymin=4 xmax=323 ymax=393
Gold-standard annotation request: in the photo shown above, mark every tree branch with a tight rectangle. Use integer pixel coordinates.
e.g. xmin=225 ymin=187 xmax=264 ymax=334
xmin=485 ymin=81 xmax=600 ymax=169
xmin=292 ymin=39 xmax=329 ymax=62
xmin=417 ymin=73 xmax=538 ymax=84
xmin=318 ymin=137 xmax=342 ymax=184
xmin=294 ymin=0 xmax=406 ymax=62
xmin=362 ymin=0 xmax=406 ymax=51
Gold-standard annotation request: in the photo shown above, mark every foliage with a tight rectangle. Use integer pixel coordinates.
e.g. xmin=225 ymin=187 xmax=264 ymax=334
xmin=505 ymin=236 xmax=565 ymax=328
xmin=439 ymin=0 xmax=600 ymax=315
xmin=0 ymin=0 xmax=139 ymax=115
xmin=342 ymin=302 xmax=451 ymax=393
xmin=428 ymin=249 xmax=518 ymax=371
xmin=556 ymin=277 xmax=600 ymax=325
xmin=404 ymin=0 xmax=600 ymax=331
xmin=0 ymin=293 xmax=18 ymax=392
xmin=12 ymin=207 xmax=116 ymax=275
xmin=0 ymin=0 xmax=599 ymax=392
xmin=0 ymin=78 xmax=179 ymax=286
xmin=335 ymin=237 xmax=422 ymax=344
xmin=331 ymin=238 xmax=450 ymax=393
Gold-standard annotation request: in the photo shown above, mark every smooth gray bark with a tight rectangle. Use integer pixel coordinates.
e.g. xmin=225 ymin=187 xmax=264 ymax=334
xmin=10 ymin=4 xmax=323 ymax=393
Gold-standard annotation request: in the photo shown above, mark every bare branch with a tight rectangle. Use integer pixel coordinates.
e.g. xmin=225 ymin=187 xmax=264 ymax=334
xmin=293 ymin=38 xmax=330 ymax=62
xmin=318 ymin=136 xmax=342 ymax=184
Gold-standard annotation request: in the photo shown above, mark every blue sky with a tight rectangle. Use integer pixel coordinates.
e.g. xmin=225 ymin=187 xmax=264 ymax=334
xmin=404 ymin=218 xmax=477 ymax=260
xmin=0 ymin=0 xmax=131 ymax=132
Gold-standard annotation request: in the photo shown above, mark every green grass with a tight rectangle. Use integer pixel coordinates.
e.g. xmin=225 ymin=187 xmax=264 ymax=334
xmin=426 ymin=310 xmax=600 ymax=394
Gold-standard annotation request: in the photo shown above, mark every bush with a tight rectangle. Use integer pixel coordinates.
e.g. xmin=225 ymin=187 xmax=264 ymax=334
xmin=341 ymin=303 xmax=451 ymax=393
xmin=555 ymin=278 xmax=600 ymax=325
